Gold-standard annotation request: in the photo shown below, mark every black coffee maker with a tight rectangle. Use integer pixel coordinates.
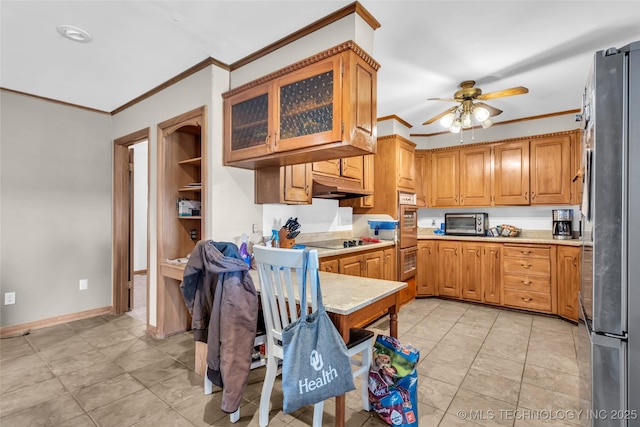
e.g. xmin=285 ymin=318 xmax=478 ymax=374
xmin=552 ymin=209 xmax=573 ymax=240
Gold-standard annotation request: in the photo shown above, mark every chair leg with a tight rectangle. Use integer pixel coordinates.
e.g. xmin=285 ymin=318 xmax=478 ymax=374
xmin=360 ymin=342 xmax=372 ymax=411
xmin=259 ymin=355 xmax=279 ymax=427
xmin=204 ymin=366 xmax=213 ymax=395
xmin=230 ymin=408 xmax=240 ymax=423
xmin=312 ymin=401 xmax=324 ymax=427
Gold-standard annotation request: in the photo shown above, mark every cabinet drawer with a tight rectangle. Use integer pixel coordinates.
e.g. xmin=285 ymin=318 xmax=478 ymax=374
xmin=503 ymin=274 xmax=551 ymax=293
xmin=503 ymin=257 xmax=550 ymax=276
xmin=503 ymin=246 xmax=550 ymax=259
xmin=503 ymin=289 xmax=552 ymax=312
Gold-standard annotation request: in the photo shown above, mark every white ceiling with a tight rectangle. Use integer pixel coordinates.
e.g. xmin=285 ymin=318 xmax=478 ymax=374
xmin=2 ymin=1 xmax=639 ymax=135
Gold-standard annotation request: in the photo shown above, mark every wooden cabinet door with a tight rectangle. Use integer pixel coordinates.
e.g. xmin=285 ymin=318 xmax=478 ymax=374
xmin=461 ymin=243 xmax=483 ymax=301
xmin=570 ymin=130 xmax=583 ymax=205
xmin=275 ymin=56 xmax=342 ymax=152
xmin=459 ymin=146 xmax=491 ymax=206
xmin=530 ymin=135 xmax=571 ymax=204
xmin=493 ymin=141 xmax=530 ymax=205
xmin=282 ymin=164 xmax=312 ymax=204
xmin=417 ymin=241 xmax=437 ymax=296
xmin=397 ymin=138 xmax=416 ymax=191
xmin=320 ymin=259 xmax=339 ymax=274
xmin=414 ymin=150 xmax=428 ymax=207
xmin=339 ymin=254 xmax=363 ymax=277
xmin=341 ymin=156 xmax=364 ymax=181
xmin=431 ymin=150 xmax=459 ymax=207
xmin=557 ymin=246 xmax=580 ymax=321
xmin=437 ymin=241 xmax=460 ymax=297
xmin=482 ymin=244 xmax=502 ymax=304
xmin=224 ymin=83 xmax=273 ymax=163
xmin=312 ymin=159 xmax=341 ymax=176
xmin=363 ymin=250 xmax=383 ymax=279
xmin=383 ymin=247 xmax=397 ymax=281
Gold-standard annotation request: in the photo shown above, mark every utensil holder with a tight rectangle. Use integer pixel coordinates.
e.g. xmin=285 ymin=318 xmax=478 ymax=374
xmin=278 ymin=227 xmax=296 ymax=248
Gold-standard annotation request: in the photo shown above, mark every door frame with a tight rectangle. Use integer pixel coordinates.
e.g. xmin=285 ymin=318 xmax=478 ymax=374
xmin=113 ymin=128 xmax=150 ymax=318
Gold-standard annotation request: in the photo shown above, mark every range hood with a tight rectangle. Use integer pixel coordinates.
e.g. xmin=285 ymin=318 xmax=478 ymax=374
xmin=312 ymin=175 xmax=373 ymax=199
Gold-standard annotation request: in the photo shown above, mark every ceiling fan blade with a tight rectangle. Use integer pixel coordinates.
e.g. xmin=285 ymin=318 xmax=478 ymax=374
xmin=427 ymin=97 xmax=458 ymax=102
xmin=422 ymin=106 xmax=457 ymax=125
xmin=475 ymin=102 xmax=502 ymax=117
xmin=476 ymin=86 xmax=529 ymax=100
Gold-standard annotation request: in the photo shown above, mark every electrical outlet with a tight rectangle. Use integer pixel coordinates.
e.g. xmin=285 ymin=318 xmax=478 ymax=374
xmin=79 ymin=279 xmax=88 ymax=290
xmin=4 ymin=292 xmax=15 ymax=305
xmin=252 ymin=223 xmax=261 ymax=233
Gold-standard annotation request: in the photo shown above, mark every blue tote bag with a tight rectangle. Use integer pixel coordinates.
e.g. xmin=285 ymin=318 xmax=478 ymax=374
xmin=281 ymin=250 xmax=355 ymax=414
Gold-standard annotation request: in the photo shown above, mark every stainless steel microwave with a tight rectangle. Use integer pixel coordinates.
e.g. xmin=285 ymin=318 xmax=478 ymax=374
xmin=444 ymin=213 xmax=489 ymax=236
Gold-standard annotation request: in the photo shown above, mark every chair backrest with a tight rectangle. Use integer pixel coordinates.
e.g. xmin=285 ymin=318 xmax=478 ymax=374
xmin=252 ymin=246 xmax=321 ymax=349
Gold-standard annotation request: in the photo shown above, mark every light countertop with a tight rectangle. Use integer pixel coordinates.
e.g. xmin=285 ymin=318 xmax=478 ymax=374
xmin=418 ymin=228 xmax=584 ymax=246
xmin=249 ymin=269 xmax=406 ymax=316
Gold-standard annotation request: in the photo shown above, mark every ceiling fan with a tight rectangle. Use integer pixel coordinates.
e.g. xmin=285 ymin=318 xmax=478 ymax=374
xmin=423 ymin=80 xmax=529 ymax=133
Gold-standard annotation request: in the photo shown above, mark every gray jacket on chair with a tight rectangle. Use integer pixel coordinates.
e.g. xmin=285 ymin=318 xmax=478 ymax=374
xmin=180 ymin=240 xmax=259 ymax=414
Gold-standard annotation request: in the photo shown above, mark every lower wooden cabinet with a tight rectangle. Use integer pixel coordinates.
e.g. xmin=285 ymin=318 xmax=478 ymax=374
xmin=461 ymin=243 xmax=483 ymax=301
xmin=482 ymin=244 xmax=502 ymax=304
xmin=502 ymin=244 xmax=555 ymax=314
xmin=423 ymin=239 xmax=580 ymax=319
xmin=382 ymin=247 xmax=396 ymax=281
xmin=338 ymin=250 xmax=383 ymax=278
xmin=557 ymin=245 xmax=581 ymax=321
xmin=417 ymin=241 xmax=437 ymax=296
xmin=437 ymin=241 xmax=461 ymax=298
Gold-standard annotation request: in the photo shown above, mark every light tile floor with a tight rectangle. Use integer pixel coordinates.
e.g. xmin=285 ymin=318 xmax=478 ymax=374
xmin=0 ymin=298 xmax=586 ymax=426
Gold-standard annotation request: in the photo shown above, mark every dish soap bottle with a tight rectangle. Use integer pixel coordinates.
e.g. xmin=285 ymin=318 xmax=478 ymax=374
xmin=271 ymin=229 xmax=280 ymax=248
xmin=239 ymin=233 xmax=251 ymax=267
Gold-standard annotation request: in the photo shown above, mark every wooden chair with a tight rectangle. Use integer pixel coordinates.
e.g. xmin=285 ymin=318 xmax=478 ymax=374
xmin=253 ymin=245 xmax=374 ymax=427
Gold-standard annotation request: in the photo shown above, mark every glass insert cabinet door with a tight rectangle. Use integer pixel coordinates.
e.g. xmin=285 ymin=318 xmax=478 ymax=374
xmin=224 ymin=83 xmax=273 ymax=162
xmin=224 ymin=56 xmax=343 ymax=163
xmin=275 ymin=56 xmax=342 ymax=152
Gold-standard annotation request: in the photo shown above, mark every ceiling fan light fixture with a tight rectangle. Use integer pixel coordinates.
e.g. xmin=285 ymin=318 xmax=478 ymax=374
xmin=56 ymin=25 xmax=93 ymax=43
xmin=481 ymin=118 xmax=493 ymax=129
xmin=440 ymin=112 xmax=455 ymax=128
xmin=450 ymin=119 xmax=462 ymax=133
xmin=473 ymin=105 xmax=490 ymax=122
xmin=461 ymin=111 xmax=473 ymax=129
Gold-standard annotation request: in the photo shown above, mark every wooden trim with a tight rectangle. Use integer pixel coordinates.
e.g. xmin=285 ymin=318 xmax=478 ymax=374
xmin=0 ymin=306 xmax=112 ymax=339
xmin=410 ymin=109 xmax=581 ymax=138
xmin=377 ymin=115 xmax=413 ymax=129
xmin=376 ymin=133 xmax=416 ymax=147
xmin=230 ymin=1 xmax=380 ymax=71
xmin=113 ymin=128 xmax=150 ymax=315
xmin=111 ymin=58 xmax=227 ymax=115
xmin=133 ymin=269 xmax=148 ymax=275
xmin=224 ymin=40 xmax=380 ymax=98
xmin=0 ymin=87 xmax=110 ymax=114
xmin=425 ymin=129 xmax=578 ymax=153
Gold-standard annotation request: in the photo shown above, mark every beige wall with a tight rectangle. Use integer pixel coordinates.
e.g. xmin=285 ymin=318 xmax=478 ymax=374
xmin=0 ymin=90 xmax=113 ymax=327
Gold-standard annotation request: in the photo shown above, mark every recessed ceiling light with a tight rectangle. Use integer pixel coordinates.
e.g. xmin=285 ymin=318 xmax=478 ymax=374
xmin=56 ymin=25 xmax=93 ymax=43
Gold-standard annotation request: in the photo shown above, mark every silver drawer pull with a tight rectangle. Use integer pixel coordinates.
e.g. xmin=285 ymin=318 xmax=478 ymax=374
xmin=521 ymin=263 xmax=532 ymax=269
xmin=522 ymin=297 xmax=533 ymax=303
xmin=521 ymin=251 xmax=531 ymax=255
xmin=522 ymin=280 xmax=532 ymax=286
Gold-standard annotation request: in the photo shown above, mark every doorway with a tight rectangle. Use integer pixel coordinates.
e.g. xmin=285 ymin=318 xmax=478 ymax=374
xmin=113 ymin=128 xmax=150 ymax=325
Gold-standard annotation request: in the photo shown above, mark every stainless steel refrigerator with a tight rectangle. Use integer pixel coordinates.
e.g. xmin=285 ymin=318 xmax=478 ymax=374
xmin=578 ymin=41 xmax=639 ymax=427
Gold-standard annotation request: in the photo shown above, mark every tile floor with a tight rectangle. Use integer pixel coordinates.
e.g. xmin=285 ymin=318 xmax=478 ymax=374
xmin=0 ymin=298 xmax=586 ymax=426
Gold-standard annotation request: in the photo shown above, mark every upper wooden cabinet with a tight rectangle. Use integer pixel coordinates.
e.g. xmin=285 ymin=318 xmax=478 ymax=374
xmin=255 ymin=163 xmax=312 ymax=204
xmin=430 ymin=146 xmax=491 ymax=207
xmin=223 ymin=42 xmax=379 ymax=169
xmin=348 ymin=134 xmax=416 ymax=216
xmin=414 ymin=150 xmax=428 ymax=207
xmin=493 ymin=140 xmax=530 ymax=205
xmin=530 ymin=134 xmax=572 ymax=204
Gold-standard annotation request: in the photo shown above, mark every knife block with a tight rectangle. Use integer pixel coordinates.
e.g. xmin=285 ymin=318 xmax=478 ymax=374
xmin=278 ymin=227 xmax=296 ymax=248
